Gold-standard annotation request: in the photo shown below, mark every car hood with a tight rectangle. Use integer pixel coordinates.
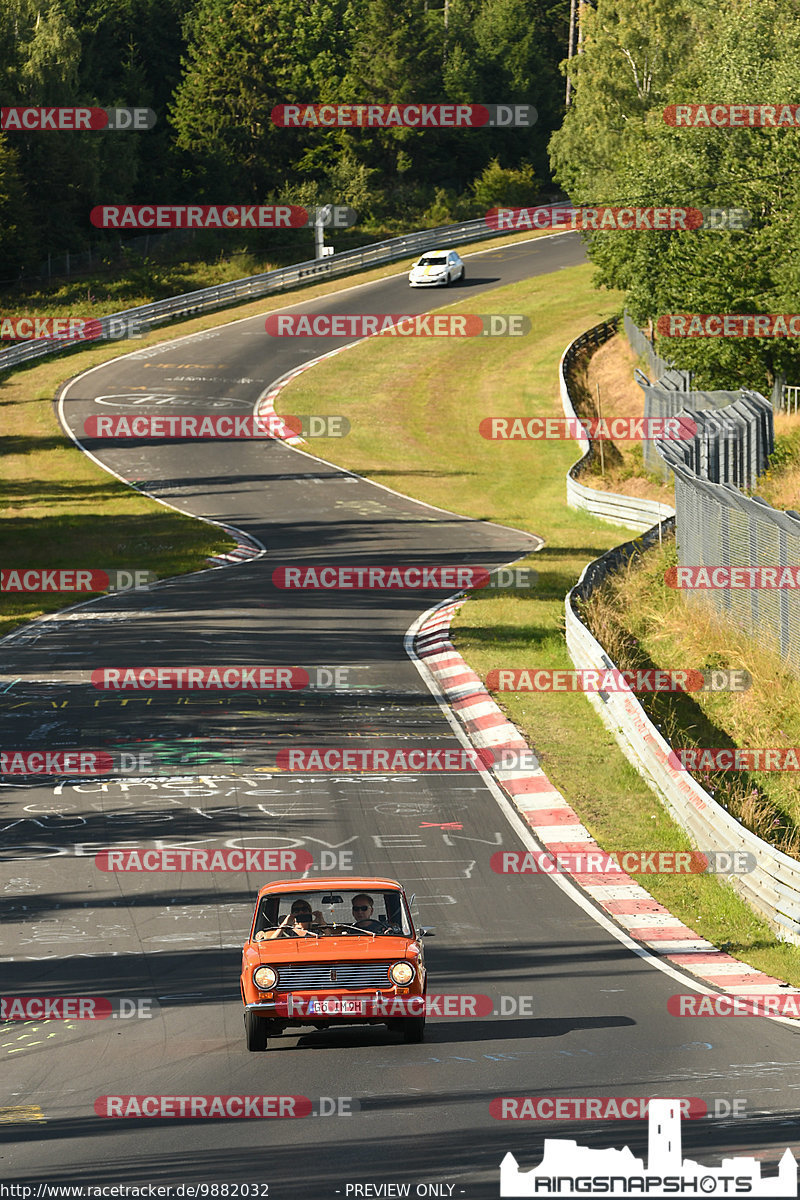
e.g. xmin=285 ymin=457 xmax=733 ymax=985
xmin=411 ymin=262 xmax=447 ymax=273
xmin=252 ymin=935 xmax=415 ymax=961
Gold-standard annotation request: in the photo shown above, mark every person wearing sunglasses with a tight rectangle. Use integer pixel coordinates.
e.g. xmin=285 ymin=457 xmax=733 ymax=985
xmin=256 ymin=898 xmax=325 ymax=940
xmin=350 ymin=893 xmax=386 ymax=933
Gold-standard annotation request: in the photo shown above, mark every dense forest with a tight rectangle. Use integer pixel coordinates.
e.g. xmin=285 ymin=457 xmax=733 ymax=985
xmin=2 ymin=0 xmax=800 ymax=387
xmin=0 ymin=0 xmax=569 ymax=268
xmin=551 ymin=0 xmax=800 ymax=389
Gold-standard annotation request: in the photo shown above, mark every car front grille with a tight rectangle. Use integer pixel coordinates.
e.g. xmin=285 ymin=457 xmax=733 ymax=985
xmin=275 ymin=961 xmax=394 ymax=991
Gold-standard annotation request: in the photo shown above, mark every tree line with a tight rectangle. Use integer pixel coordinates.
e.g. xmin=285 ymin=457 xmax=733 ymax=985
xmin=0 ymin=0 xmax=569 ymax=274
xmin=550 ymin=0 xmax=800 ymax=391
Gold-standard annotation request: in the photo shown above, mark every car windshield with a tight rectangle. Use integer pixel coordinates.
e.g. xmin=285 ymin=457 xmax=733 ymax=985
xmin=253 ymin=889 xmax=414 ymax=937
xmin=416 ymin=255 xmax=447 ymax=266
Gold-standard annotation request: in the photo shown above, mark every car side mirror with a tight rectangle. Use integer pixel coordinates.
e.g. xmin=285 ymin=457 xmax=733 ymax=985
xmin=420 ymin=927 xmax=435 ymax=937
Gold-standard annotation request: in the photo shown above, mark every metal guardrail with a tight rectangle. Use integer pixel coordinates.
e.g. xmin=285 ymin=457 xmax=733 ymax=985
xmin=0 ymin=216 xmax=503 ymax=376
xmin=563 ymin=316 xmax=800 ymax=940
xmin=560 ymin=320 xmax=675 ymax=532
xmin=566 ymin=549 xmax=800 ymax=943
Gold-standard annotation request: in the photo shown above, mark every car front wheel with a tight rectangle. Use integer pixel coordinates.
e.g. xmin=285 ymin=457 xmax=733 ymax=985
xmin=244 ymin=1010 xmax=268 ymax=1051
xmin=459 ymin=266 xmax=466 ymax=282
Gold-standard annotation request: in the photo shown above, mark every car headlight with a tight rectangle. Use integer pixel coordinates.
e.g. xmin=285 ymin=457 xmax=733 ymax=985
xmin=253 ymin=965 xmax=278 ymax=990
xmin=390 ymin=961 xmax=415 ymax=986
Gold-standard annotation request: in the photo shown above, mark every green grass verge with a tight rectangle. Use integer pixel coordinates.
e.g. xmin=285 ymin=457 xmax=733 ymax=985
xmin=272 ymin=258 xmax=800 ymax=986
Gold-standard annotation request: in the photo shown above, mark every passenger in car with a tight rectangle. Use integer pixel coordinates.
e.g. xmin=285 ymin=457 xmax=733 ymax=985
xmin=256 ymin=898 xmax=326 ymax=940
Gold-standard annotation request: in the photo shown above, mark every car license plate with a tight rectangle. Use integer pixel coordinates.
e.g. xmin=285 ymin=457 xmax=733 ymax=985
xmin=307 ymin=998 xmax=364 ymax=1015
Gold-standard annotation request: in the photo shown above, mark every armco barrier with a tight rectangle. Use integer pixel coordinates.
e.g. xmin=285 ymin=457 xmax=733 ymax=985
xmin=566 ymin=553 xmax=800 ymax=942
xmin=0 ymin=216 xmax=509 ymax=376
xmin=560 ymin=320 xmax=675 ymax=532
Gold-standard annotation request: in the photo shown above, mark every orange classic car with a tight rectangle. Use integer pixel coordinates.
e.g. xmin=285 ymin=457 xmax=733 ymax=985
xmin=240 ymin=876 xmax=431 ymax=1051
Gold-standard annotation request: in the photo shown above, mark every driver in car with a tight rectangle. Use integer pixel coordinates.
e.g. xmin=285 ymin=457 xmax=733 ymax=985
xmin=350 ymin=893 xmax=388 ymax=933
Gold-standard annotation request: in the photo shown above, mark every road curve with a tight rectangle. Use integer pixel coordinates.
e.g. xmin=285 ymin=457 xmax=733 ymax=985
xmin=3 ymin=232 xmax=800 ymax=1198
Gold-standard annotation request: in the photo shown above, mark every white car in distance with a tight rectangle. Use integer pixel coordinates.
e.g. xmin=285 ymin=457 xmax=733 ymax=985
xmin=408 ymin=250 xmax=466 ymax=287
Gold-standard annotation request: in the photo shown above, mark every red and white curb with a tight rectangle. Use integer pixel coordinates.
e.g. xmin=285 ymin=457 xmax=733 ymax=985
xmin=415 ymin=599 xmax=800 ymax=1001
xmin=206 ymin=524 xmax=263 ymax=567
xmin=254 ymin=344 xmax=356 ymax=447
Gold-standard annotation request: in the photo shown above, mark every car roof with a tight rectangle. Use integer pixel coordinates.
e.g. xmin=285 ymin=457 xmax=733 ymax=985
xmin=255 ymin=876 xmax=404 ymax=899
xmin=420 ymin=249 xmax=451 ymax=254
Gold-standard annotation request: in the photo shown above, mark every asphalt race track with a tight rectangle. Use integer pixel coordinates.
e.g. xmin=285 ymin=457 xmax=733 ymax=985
xmin=3 ymin=232 xmax=800 ymax=1197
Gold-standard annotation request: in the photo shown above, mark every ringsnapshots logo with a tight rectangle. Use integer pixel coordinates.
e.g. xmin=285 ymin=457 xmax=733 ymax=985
xmin=491 ymin=849 xmax=756 ymax=875
xmin=1 ymin=107 xmax=156 ymax=131
xmin=271 ymin=103 xmax=536 ymax=128
xmin=265 ymin=313 xmax=530 ymax=337
xmin=666 ymin=565 xmax=800 ymax=589
xmin=1 ymin=569 xmax=155 ymax=592
xmin=479 ymin=416 xmax=697 ymax=440
xmin=90 ymin=205 xmax=308 ymax=229
xmin=499 ymin=1098 xmax=798 ymax=1197
xmin=664 ymin=103 xmax=800 ymax=127
xmin=658 ymin=313 xmax=800 ymax=337
xmin=271 ymin=564 xmax=537 ymax=590
xmin=486 ymin=668 xmax=751 ymax=693
xmin=1 ymin=996 xmax=158 ymax=1020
